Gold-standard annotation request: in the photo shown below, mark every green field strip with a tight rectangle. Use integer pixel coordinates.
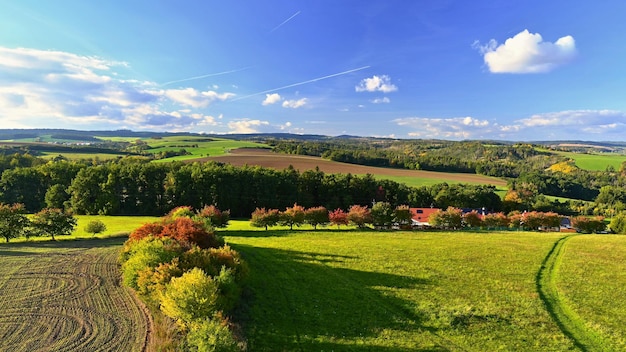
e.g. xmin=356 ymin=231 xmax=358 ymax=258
xmin=536 ymin=235 xmax=607 ymax=351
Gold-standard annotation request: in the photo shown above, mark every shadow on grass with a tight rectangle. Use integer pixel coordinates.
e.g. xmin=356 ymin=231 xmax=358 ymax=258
xmin=0 ymin=236 xmax=127 ymax=255
xmin=223 ymin=228 xmax=379 ymax=238
xmin=231 ymin=244 xmax=445 ymax=352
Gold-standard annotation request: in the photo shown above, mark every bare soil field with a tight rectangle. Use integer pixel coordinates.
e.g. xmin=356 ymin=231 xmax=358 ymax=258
xmin=0 ymin=238 xmax=151 ymax=352
xmin=204 ymin=148 xmax=507 ymax=187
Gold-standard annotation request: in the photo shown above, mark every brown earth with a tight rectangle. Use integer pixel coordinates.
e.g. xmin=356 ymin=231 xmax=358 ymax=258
xmin=199 ymin=148 xmax=507 ymax=187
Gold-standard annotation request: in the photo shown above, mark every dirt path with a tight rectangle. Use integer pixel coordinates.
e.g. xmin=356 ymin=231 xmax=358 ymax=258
xmin=201 ymin=148 xmax=507 ymax=187
xmin=0 ymin=238 xmax=151 ymax=352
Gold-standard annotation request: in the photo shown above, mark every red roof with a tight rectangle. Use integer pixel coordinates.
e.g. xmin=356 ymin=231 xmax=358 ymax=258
xmin=410 ymin=208 xmax=440 ymax=223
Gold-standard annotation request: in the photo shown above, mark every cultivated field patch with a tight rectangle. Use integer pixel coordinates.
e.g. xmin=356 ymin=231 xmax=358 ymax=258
xmin=0 ymin=238 xmax=151 ymax=351
xmin=207 ymin=148 xmax=507 ymax=187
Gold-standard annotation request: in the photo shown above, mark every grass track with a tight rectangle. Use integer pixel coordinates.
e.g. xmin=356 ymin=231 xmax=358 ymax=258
xmin=536 ymin=235 xmax=607 ymax=350
xmin=0 ymin=237 xmax=151 ymax=351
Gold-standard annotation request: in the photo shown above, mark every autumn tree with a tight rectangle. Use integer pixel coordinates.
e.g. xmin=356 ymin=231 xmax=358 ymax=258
xmin=429 ymin=207 xmax=462 ymax=229
xmin=462 ymin=211 xmax=483 ymax=228
xmin=304 ymin=206 xmax=329 ymax=229
xmin=329 ymin=208 xmax=349 ymax=228
xmin=250 ymin=208 xmax=280 ymax=230
xmin=280 ymin=204 xmax=306 ymax=230
xmin=347 ymin=205 xmax=372 ymax=229
xmin=483 ymin=212 xmax=509 ymax=228
xmin=196 ymin=205 xmax=230 ymax=228
xmin=572 ymin=216 xmax=606 ymax=234
xmin=0 ymin=203 xmax=29 ymax=242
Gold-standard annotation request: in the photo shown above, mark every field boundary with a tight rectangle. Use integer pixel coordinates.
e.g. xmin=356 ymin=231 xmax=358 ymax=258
xmin=536 ymin=235 xmax=606 ymax=351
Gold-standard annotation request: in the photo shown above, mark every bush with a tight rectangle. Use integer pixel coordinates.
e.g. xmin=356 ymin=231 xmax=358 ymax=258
xmin=160 ymin=268 xmax=219 ymax=327
xmin=129 ymin=217 xmax=224 ymax=249
xmin=185 ymin=316 xmax=239 ymax=352
xmin=197 ymin=205 xmax=230 ymax=228
xmin=610 ymin=213 xmax=626 ymax=234
xmin=84 ymin=220 xmax=107 ymax=236
xmin=347 ymin=205 xmax=372 ymax=229
xmin=573 ymin=216 xmax=606 ymax=234
xmin=120 ymin=237 xmax=184 ymax=290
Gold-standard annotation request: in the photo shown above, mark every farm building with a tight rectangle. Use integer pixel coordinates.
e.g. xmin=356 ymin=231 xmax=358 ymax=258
xmin=410 ymin=208 xmax=440 ymax=227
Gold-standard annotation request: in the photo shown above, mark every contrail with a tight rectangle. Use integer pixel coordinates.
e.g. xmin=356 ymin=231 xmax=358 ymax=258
xmin=269 ymin=11 xmax=301 ymax=33
xmin=233 ymin=65 xmax=371 ymax=101
xmin=161 ymin=67 xmax=250 ymax=86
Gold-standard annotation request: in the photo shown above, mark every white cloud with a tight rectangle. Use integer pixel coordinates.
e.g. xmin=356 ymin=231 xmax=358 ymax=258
xmin=474 ymin=29 xmax=576 ymax=73
xmin=0 ymin=46 xmax=236 ymax=131
xmin=371 ymin=97 xmax=390 ymax=104
xmin=355 ymin=75 xmax=398 ymax=93
xmin=262 ymin=93 xmax=282 ymax=105
xmin=163 ymin=88 xmax=234 ymax=108
xmin=227 ymin=119 xmax=270 ymax=133
xmin=394 ymin=110 xmax=626 ymax=140
xmin=282 ymin=98 xmax=308 ymax=109
xmin=394 ymin=116 xmax=493 ymax=139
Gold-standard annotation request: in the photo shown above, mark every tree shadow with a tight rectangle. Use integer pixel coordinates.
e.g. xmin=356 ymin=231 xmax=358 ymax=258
xmin=0 ymin=236 xmax=127 ymax=254
xmin=231 ymin=245 xmax=446 ymax=351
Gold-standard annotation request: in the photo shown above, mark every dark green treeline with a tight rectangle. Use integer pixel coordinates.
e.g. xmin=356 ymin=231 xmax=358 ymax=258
xmin=0 ymin=156 xmax=501 ymax=217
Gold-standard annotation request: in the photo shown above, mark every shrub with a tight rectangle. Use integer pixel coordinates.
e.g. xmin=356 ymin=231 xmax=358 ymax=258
xmin=129 ymin=217 xmax=223 ymax=249
xmin=429 ymin=207 xmax=462 ymax=229
xmin=181 ymin=245 xmax=247 ymax=280
xmin=121 ymin=237 xmax=184 ymax=290
xmin=167 ymin=206 xmax=195 ymax=219
xmin=185 ymin=316 xmax=239 ymax=352
xmin=84 ymin=219 xmax=107 ymax=236
xmin=483 ymin=212 xmax=509 ymax=228
xmin=462 ymin=211 xmax=483 ymax=228
xmin=160 ymin=268 xmax=219 ymax=327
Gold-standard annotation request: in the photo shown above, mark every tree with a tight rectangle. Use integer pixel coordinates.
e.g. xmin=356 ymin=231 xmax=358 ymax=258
xmin=329 ymin=208 xmax=349 ymax=228
xmin=462 ymin=211 xmax=483 ymax=228
xmin=393 ymin=205 xmax=412 ymax=229
xmin=610 ymin=213 xmax=626 ymax=234
xmin=196 ymin=205 xmax=230 ymax=228
xmin=572 ymin=216 xmax=606 ymax=234
xmin=483 ymin=212 xmax=509 ymax=228
xmin=0 ymin=203 xmax=29 ymax=242
xmin=370 ymin=202 xmax=394 ymax=229
xmin=346 ymin=205 xmax=372 ymax=229
xmin=304 ymin=206 xmax=329 ymax=229
xmin=250 ymin=208 xmax=280 ymax=230
xmin=30 ymin=208 xmax=77 ymax=241
xmin=429 ymin=207 xmax=462 ymax=229
xmin=279 ymin=204 xmax=305 ymax=230
xmin=84 ymin=220 xmax=107 ymax=237
xmin=44 ymin=184 xmax=69 ymax=209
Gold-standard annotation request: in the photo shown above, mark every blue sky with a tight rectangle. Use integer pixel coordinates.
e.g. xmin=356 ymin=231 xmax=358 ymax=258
xmin=1 ymin=1 xmax=626 ymax=141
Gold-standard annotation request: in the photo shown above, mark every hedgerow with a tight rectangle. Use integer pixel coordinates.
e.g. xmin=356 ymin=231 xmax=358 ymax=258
xmin=120 ymin=206 xmax=246 ymax=351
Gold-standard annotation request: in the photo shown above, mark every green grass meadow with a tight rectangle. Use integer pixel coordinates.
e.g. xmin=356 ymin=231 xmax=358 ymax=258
xmin=555 ymin=151 xmax=626 ymax=171
xmin=221 ymin=224 xmax=626 ymax=351
xmin=100 ymin=135 xmax=270 ymax=161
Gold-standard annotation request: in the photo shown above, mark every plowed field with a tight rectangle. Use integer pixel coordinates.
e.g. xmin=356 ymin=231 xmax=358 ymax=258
xmin=0 ymin=238 xmax=152 ymax=352
xmin=204 ymin=148 xmax=507 ymax=187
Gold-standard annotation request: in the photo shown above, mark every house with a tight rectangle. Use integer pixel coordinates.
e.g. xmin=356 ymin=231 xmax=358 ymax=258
xmin=410 ymin=208 xmax=440 ymax=228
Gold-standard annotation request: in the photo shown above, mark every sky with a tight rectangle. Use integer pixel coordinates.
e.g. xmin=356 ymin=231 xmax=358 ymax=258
xmin=1 ymin=1 xmax=626 ymax=141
